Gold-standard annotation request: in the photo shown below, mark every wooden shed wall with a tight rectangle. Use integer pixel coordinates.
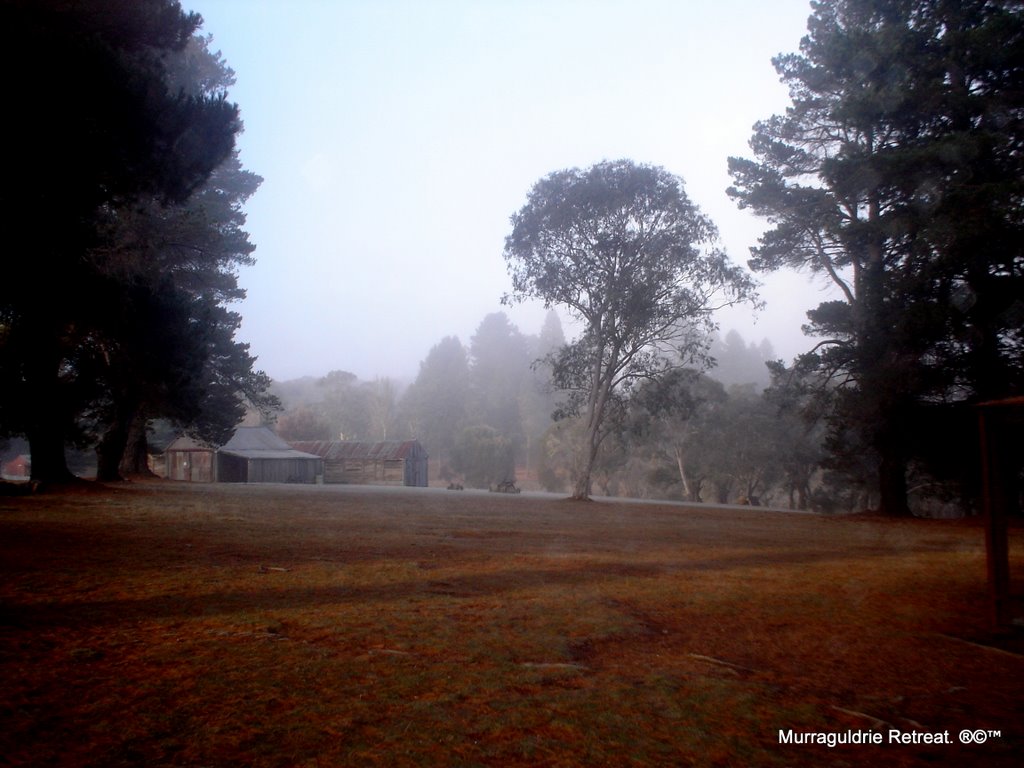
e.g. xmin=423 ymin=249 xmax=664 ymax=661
xmin=249 ymin=457 xmax=321 ymax=484
xmin=217 ymin=455 xmax=321 ymax=484
xmin=216 ymin=454 xmax=248 ymax=483
xmin=404 ymin=454 xmax=428 ymax=487
xmin=289 ymin=440 xmax=429 ymax=487
xmin=324 ymin=458 xmax=405 ymax=485
xmin=166 ymin=449 xmax=215 ymax=482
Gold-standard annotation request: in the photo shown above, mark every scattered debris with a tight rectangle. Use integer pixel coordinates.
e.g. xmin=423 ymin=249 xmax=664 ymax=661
xmin=687 ymin=653 xmax=755 ymax=673
xmin=933 ymin=633 xmax=1024 ymax=658
xmin=830 ymin=706 xmax=893 ymax=730
xmin=518 ymin=662 xmax=587 ymax=671
xmin=69 ymin=647 xmax=104 ymax=662
xmin=489 ymin=480 xmax=520 ymax=494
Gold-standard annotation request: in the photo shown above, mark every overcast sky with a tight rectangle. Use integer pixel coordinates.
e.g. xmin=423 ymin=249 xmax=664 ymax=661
xmin=188 ymin=0 xmax=830 ymax=382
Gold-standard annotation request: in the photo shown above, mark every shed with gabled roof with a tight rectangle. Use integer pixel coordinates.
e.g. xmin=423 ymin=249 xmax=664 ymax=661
xmin=289 ymin=440 xmax=428 ymax=487
xmin=164 ymin=435 xmax=217 ymax=482
xmin=218 ymin=426 xmax=323 ymax=484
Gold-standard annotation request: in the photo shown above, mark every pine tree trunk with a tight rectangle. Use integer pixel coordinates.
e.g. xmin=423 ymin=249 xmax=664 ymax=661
xmin=96 ymin=397 xmax=141 ymax=482
xmin=877 ymin=447 xmax=911 ymax=517
xmin=96 ymin=419 xmax=129 ymax=482
xmin=119 ymin=413 xmax=155 ymax=477
xmin=24 ymin=338 xmax=75 ymax=486
xmin=27 ymin=424 xmax=75 ymax=486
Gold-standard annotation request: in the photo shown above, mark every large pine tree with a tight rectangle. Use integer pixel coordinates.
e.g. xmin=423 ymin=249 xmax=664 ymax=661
xmin=728 ymin=0 xmax=1024 ymax=515
xmin=0 ymin=1 xmax=241 ymax=484
xmin=90 ymin=36 xmax=277 ymax=481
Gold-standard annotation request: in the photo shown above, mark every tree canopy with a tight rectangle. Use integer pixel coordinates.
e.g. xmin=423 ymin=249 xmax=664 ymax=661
xmin=0 ymin=1 xmax=274 ymax=484
xmin=468 ymin=312 xmax=531 ymax=452
xmin=504 ymin=159 xmax=756 ymax=499
xmin=400 ymin=336 xmax=471 ymax=470
xmin=728 ymin=0 xmax=1024 ymax=515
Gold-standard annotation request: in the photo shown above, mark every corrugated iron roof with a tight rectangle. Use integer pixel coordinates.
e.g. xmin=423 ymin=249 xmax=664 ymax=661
xmin=289 ymin=440 xmax=424 ymax=461
xmin=222 ymin=426 xmax=294 ymax=451
xmin=219 ymin=427 xmax=322 ymax=461
xmin=220 ymin=449 xmax=323 ymax=460
xmin=166 ymin=428 xmax=321 ymax=460
xmin=165 ymin=435 xmax=217 ymax=452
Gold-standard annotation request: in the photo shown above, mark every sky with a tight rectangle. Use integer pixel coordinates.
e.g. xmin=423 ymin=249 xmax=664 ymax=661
xmin=187 ymin=0 xmax=832 ymax=382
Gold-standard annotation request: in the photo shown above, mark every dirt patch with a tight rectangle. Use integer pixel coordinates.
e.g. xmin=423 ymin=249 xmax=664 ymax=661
xmin=1 ymin=481 xmax=1021 ymax=766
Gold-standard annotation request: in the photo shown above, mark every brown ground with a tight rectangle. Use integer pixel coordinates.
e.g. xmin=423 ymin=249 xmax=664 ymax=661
xmin=1 ymin=481 xmax=1021 ymax=767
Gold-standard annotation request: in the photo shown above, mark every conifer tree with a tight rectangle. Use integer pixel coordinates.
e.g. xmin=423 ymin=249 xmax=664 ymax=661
xmin=728 ymin=0 xmax=1024 ymax=514
xmin=0 ymin=1 xmax=241 ymax=484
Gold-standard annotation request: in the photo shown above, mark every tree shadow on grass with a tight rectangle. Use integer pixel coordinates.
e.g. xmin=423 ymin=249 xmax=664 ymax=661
xmin=1 ymin=544 xmax=950 ymax=632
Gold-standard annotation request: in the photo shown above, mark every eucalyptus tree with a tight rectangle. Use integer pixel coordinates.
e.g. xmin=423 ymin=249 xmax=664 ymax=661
xmin=629 ymin=369 xmax=727 ymax=502
xmin=364 ymin=377 xmax=399 ymax=441
xmin=504 ymin=159 xmax=756 ymax=499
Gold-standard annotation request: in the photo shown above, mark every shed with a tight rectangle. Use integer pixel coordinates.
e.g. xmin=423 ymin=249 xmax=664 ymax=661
xmin=289 ymin=440 xmax=428 ymax=487
xmin=164 ymin=436 xmax=217 ymax=482
xmin=218 ymin=426 xmax=323 ymax=484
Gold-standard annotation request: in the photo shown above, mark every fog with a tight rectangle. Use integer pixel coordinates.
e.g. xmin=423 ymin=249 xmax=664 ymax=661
xmin=190 ymin=0 xmax=827 ymax=382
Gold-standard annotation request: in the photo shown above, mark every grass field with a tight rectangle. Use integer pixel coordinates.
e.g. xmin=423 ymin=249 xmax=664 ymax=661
xmin=1 ymin=482 xmax=1021 ymax=767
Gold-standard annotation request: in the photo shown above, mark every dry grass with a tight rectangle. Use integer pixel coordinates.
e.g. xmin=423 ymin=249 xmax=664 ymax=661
xmin=1 ymin=482 xmax=1021 ymax=767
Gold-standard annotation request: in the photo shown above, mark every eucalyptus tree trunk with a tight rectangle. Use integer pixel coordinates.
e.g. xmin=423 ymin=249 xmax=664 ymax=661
xmin=571 ymin=353 xmax=615 ymax=500
xmin=673 ymin=445 xmax=703 ymax=502
xmin=572 ymin=405 xmax=602 ymax=500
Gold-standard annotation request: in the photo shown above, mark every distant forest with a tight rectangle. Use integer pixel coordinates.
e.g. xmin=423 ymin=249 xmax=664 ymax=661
xmin=269 ymin=310 xmax=823 ymax=510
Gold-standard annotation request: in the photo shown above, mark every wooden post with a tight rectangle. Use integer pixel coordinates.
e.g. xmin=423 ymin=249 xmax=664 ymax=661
xmin=978 ymin=404 xmax=1012 ymax=629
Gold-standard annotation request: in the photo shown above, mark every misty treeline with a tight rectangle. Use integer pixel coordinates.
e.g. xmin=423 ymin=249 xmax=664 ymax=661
xmin=0 ymin=1 xmax=276 ymax=484
xmin=537 ymin=327 xmax=814 ymax=507
xmin=272 ymin=312 xmax=834 ymax=508
xmin=273 ymin=311 xmax=566 ymax=490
